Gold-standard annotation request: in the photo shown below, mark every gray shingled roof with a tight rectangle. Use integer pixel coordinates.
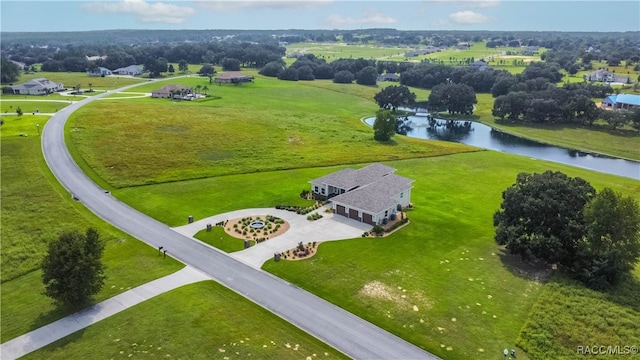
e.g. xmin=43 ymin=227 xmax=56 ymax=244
xmin=330 ymin=173 xmax=414 ymax=213
xmin=311 ymin=163 xmax=395 ymax=191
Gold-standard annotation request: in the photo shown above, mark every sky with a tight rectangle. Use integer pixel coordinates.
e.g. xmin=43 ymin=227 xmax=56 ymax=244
xmin=1 ymin=0 xmax=639 ymax=33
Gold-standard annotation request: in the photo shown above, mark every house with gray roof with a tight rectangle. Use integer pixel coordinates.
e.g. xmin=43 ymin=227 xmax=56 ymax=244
xmin=86 ymin=67 xmax=113 ymax=77
xmin=309 ymin=163 xmax=414 ymax=225
xmin=113 ymin=65 xmax=144 ymax=76
xmin=151 ymin=84 xmax=194 ymax=99
xmin=377 ymin=73 xmax=400 ymax=82
xmin=5 ymin=78 xmax=65 ymax=95
xmin=584 ymin=69 xmax=630 ymax=84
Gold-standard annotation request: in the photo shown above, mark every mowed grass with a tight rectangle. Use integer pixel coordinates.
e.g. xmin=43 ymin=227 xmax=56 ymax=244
xmin=470 ymin=94 xmax=640 ymax=160
xmin=0 ymin=100 xmax=70 ymax=114
xmin=193 ymin=227 xmax=253 ymax=253
xmin=24 ymin=281 xmax=347 ymax=360
xmin=0 ymin=114 xmax=182 ymax=342
xmin=16 ymin=71 xmax=146 ymax=89
xmin=67 ymin=76 xmax=475 ymax=188
xmin=110 ymin=151 xmax=639 ymax=360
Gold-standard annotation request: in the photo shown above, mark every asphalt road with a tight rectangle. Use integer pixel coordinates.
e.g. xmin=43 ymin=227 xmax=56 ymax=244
xmin=41 ymin=82 xmax=440 ymax=360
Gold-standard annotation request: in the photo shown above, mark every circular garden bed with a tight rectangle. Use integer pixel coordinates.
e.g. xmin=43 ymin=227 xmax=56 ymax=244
xmin=224 ymin=215 xmax=289 ymax=243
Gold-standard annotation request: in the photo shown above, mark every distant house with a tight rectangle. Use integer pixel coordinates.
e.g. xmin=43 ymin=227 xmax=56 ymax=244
xmin=151 ymin=85 xmax=194 ymax=99
xmin=287 ymin=51 xmax=305 ymax=58
xmin=87 ymin=67 xmax=113 ymax=77
xmin=309 ymin=163 xmax=414 ymax=226
xmin=86 ymin=55 xmax=107 ymax=61
xmin=521 ymin=46 xmax=539 ymax=55
xmin=214 ymin=72 xmax=254 ymax=84
xmin=4 ymin=78 xmax=64 ymax=95
xmin=377 ymin=73 xmax=400 ymax=82
xmin=584 ymin=69 xmax=629 ymax=84
xmin=112 ymin=65 xmax=144 ymax=76
xmin=469 ymin=59 xmax=489 ymax=71
xmin=601 ymin=94 xmax=640 ymax=110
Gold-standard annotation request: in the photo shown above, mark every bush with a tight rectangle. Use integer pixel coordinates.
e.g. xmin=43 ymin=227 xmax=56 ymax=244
xmin=372 ymin=225 xmax=384 ymax=236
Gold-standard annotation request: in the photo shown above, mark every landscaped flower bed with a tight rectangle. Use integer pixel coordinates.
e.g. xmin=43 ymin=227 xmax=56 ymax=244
xmin=224 ymin=215 xmax=289 ymax=243
xmin=279 ymin=241 xmax=318 ymax=261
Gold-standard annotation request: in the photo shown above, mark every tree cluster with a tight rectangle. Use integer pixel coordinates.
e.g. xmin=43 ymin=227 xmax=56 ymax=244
xmin=1 ymin=57 xmax=21 ymax=83
xmin=494 ymin=171 xmax=640 ymax=290
xmin=373 ymin=85 xmax=416 ymax=111
xmin=428 ymin=83 xmax=477 ymax=114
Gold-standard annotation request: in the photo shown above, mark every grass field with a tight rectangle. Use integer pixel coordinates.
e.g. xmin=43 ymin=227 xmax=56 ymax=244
xmin=193 ymin=227 xmax=254 ymax=252
xmin=24 ymin=281 xmax=347 ymax=360
xmin=0 ymin=100 xmax=71 ymax=114
xmin=66 ymin=75 xmax=475 ymax=188
xmin=15 ymin=71 xmax=147 ymax=90
xmin=109 ymin=152 xmax=639 ymax=360
xmin=0 ymin=114 xmax=183 ymax=342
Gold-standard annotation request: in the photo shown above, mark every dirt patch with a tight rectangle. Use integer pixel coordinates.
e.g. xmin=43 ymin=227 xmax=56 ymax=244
xmin=359 ymin=281 xmax=434 ymax=311
xmin=224 ymin=215 xmax=290 ymax=243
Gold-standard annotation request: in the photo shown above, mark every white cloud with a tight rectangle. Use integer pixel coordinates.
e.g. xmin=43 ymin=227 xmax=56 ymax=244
xmin=448 ymin=10 xmax=494 ymax=24
xmin=326 ymin=10 xmax=397 ymax=27
xmin=81 ymin=0 xmax=195 ymax=24
xmin=197 ymin=0 xmax=333 ymax=13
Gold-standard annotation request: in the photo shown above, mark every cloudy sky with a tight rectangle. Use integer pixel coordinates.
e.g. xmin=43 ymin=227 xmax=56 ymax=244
xmin=1 ymin=0 xmax=638 ymax=32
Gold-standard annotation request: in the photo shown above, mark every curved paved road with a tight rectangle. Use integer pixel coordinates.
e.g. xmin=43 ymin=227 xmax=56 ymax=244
xmin=42 ymin=82 xmax=439 ymax=359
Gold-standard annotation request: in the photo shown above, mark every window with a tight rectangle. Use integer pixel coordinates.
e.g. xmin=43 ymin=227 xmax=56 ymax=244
xmin=400 ymin=192 xmax=403 ymax=198
xmin=314 ymin=186 xmax=318 ymax=193
xmin=321 ymin=188 xmax=325 ymax=194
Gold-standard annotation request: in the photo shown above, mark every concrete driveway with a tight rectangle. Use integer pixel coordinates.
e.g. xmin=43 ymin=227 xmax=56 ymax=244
xmin=171 ymin=207 xmax=372 ymax=268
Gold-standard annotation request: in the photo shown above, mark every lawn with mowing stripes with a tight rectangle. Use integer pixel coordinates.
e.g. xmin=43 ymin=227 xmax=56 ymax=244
xmin=24 ymin=281 xmax=347 ymax=360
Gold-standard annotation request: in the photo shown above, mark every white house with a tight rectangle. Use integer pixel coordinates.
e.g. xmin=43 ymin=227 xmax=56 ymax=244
xmin=309 ymin=163 xmax=414 ymax=225
xmin=5 ymin=78 xmax=65 ymax=95
xmin=87 ymin=67 xmax=112 ymax=77
xmin=113 ymin=65 xmax=144 ymax=76
xmin=584 ymin=69 xmax=630 ymax=84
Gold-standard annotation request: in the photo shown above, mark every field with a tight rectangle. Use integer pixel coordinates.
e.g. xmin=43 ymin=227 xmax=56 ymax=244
xmin=111 ymin=152 xmax=640 ymax=360
xmin=0 ymin=114 xmax=182 ymax=342
xmin=24 ymin=281 xmax=347 ymax=360
xmin=16 ymin=71 xmax=147 ymax=90
xmin=194 ymin=227 xmax=255 ymax=252
xmin=0 ymin=100 xmax=71 ymax=114
xmin=66 ymin=75 xmax=475 ymax=188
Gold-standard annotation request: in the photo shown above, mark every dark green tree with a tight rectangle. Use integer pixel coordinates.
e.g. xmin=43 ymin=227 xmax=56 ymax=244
xmin=144 ymin=57 xmax=168 ymax=77
xmin=178 ymin=59 xmax=188 ymax=72
xmin=42 ymin=228 xmax=106 ymax=306
xmin=428 ymin=83 xmax=477 ymax=114
xmin=168 ymin=64 xmax=175 ymax=74
xmin=1 ymin=57 xmax=21 ymax=83
xmin=198 ymin=64 xmax=216 ymax=84
xmin=278 ymin=67 xmax=299 ymax=81
xmin=333 ymin=70 xmax=354 ymax=84
xmin=356 ymin=66 xmax=378 ymax=85
xmin=494 ymin=171 xmax=596 ymax=267
xmin=222 ymin=57 xmax=241 ymax=71
xmin=16 ymin=107 xmax=23 ymax=116
xmin=373 ymin=85 xmax=416 ymax=111
xmin=373 ymin=109 xmax=396 ymax=141
xmin=259 ymin=61 xmax=284 ymax=77
xmin=573 ymin=188 xmax=640 ymax=289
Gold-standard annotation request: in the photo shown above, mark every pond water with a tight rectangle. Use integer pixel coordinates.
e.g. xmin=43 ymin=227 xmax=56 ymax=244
xmin=364 ymin=115 xmax=639 ymax=180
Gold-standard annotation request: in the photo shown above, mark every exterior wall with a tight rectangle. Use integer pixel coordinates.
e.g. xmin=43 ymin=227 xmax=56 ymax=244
xmin=391 ymin=187 xmax=412 ymax=208
xmin=151 ymin=91 xmax=170 ymax=98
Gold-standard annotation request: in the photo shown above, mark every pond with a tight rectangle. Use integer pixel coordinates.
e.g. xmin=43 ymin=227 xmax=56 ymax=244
xmin=364 ymin=115 xmax=640 ymax=180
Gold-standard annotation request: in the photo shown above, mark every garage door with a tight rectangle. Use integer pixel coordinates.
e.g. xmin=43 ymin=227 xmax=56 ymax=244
xmin=336 ymin=205 xmax=347 ymax=216
xmin=349 ymin=208 xmax=360 ymax=221
xmin=362 ymin=213 xmax=375 ymax=225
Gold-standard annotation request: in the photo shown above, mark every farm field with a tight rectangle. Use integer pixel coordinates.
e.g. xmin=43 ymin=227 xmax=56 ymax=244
xmin=23 ymin=281 xmax=347 ymax=360
xmin=0 ymin=114 xmax=182 ymax=342
xmin=111 ymin=152 xmax=640 ymax=360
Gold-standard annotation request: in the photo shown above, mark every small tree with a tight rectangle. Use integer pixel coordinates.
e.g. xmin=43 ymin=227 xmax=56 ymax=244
xmin=42 ymin=228 xmax=106 ymax=306
xmin=178 ymin=59 xmax=189 ymax=72
xmin=373 ymin=109 xmax=396 ymax=141
xmin=202 ymin=85 xmax=209 ymax=95
xmin=168 ymin=64 xmax=175 ymax=74
xmin=16 ymin=106 xmax=23 ymax=116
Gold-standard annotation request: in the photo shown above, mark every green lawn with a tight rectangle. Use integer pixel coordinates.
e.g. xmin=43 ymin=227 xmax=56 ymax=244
xmin=193 ymin=227 xmax=253 ymax=252
xmin=24 ymin=281 xmax=347 ymax=360
xmin=66 ymin=76 xmax=475 ymax=188
xmin=0 ymin=114 xmax=182 ymax=342
xmin=0 ymin=100 xmax=70 ymax=114
xmin=110 ymin=151 xmax=639 ymax=360
xmin=14 ymin=71 xmax=147 ymax=90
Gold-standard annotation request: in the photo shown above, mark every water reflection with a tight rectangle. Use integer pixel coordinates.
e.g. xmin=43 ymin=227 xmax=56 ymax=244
xmin=364 ymin=115 xmax=639 ymax=180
